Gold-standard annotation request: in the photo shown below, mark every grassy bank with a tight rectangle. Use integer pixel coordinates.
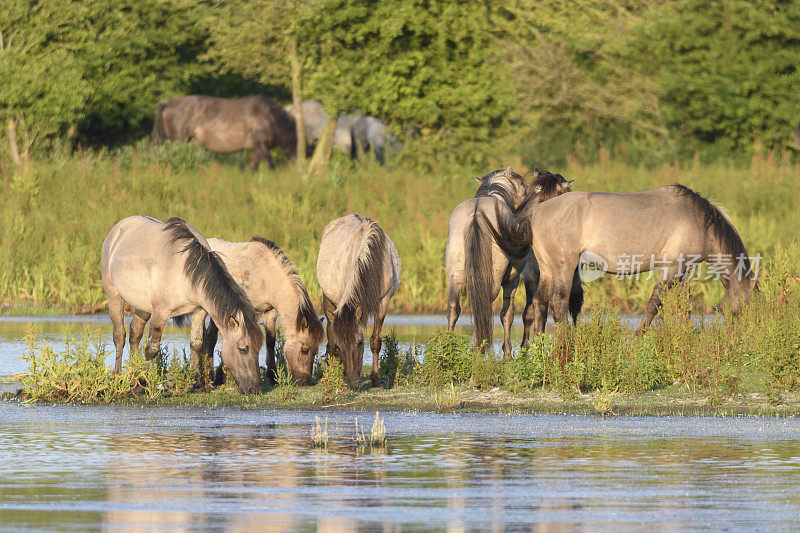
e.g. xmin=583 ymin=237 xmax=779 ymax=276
xmin=11 ymin=249 xmax=800 ymax=416
xmin=1 ymin=145 xmax=799 ymax=314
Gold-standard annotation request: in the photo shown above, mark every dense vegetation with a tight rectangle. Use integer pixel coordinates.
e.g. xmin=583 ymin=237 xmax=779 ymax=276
xmin=1 ymin=0 xmax=799 ymax=162
xmin=0 ymin=146 xmax=798 ymax=314
xmin=18 ymin=247 xmax=800 ymax=411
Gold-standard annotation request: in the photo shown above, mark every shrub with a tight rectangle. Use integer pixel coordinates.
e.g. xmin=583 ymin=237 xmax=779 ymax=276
xmin=421 ymin=330 xmax=475 ymax=386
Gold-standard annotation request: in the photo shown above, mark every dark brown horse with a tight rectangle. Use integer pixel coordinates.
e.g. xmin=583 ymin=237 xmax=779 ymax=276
xmin=152 ymin=95 xmax=296 ymax=170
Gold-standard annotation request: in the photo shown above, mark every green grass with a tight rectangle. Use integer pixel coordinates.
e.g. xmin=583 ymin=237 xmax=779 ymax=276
xmin=11 ymin=244 xmax=800 ymax=417
xmin=1 ymin=144 xmax=798 ymax=314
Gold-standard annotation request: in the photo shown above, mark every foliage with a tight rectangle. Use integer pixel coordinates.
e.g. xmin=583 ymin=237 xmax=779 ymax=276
xmin=20 ymin=326 xmax=193 ymax=403
xmin=421 ymin=330 xmax=475 ymax=386
xmin=296 ymin=0 xmax=513 ymax=158
xmin=378 ymin=331 xmax=399 ymax=388
xmin=318 ymin=354 xmax=347 ymax=401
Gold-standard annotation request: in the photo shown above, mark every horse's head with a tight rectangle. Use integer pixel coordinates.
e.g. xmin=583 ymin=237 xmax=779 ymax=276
xmin=523 ymin=168 xmax=573 ymax=205
xmin=475 ymin=165 xmax=527 ymax=209
xmin=218 ymin=311 xmax=264 ymax=394
xmin=330 ymin=304 xmax=365 ymax=390
xmin=283 ymin=312 xmax=325 ymax=385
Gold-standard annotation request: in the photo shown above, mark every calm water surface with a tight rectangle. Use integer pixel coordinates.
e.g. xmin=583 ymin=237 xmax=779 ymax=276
xmin=1 ymin=405 xmax=800 ymax=531
xmin=1 ymin=316 xmax=797 ymax=531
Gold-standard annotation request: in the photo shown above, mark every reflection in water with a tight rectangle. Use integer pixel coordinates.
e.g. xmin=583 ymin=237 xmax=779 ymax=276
xmin=1 ymin=406 xmax=800 ymax=530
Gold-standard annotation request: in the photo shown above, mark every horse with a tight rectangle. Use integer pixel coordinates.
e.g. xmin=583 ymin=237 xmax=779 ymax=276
xmin=101 ymin=216 xmax=264 ymax=394
xmin=351 ymin=115 xmax=395 ymax=164
xmin=445 ymin=166 xmax=577 ymax=359
xmin=284 ymin=101 xmax=395 ymax=162
xmin=199 ymin=237 xmax=325 ymax=385
xmin=317 ymin=214 xmax=401 ymax=389
xmin=518 ymin=184 xmax=759 ymax=335
xmin=152 ymin=95 xmax=296 ymax=170
xmin=284 ymin=100 xmax=355 ymax=156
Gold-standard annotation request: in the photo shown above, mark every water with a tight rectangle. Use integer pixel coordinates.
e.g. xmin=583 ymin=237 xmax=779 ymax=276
xmin=2 ymin=405 xmax=800 ymax=530
xmin=2 ymin=315 xmax=797 ymax=530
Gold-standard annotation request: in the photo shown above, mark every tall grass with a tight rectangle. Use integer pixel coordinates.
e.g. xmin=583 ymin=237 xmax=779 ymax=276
xmin=0 ymin=144 xmax=798 ymax=314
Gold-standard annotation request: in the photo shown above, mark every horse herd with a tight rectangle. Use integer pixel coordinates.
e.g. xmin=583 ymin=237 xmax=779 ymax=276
xmin=101 ymin=166 xmax=758 ymax=394
xmin=151 ymin=95 xmax=394 ymax=170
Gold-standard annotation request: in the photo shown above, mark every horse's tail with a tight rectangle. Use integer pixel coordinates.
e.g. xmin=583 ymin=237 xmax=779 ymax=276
xmin=339 ymin=219 xmax=387 ymax=326
xmin=151 ymin=100 xmax=169 ymax=145
xmin=568 ymin=267 xmax=584 ymax=324
xmin=465 ymin=214 xmax=493 ymax=351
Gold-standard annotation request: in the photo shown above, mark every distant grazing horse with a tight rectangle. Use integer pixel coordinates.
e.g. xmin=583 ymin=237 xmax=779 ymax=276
xmin=285 ymin=100 xmax=355 ymax=155
xmin=101 ymin=216 xmax=263 ymax=394
xmin=446 ymin=167 xmax=576 ymax=359
xmin=351 ymin=115 xmax=395 ymax=164
xmin=519 ymin=185 xmax=759 ymax=335
xmin=200 ymin=237 xmax=325 ymax=385
xmin=285 ymin=101 xmax=395 ymax=163
xmin=152 ymin=95 xmax=296 ymax=170
xmin=317 ymin=215 xmax=401 ymax=389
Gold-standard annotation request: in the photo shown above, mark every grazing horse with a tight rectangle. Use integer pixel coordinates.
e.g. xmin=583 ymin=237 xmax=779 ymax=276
xmin=446 ymin=167 xmax=576 ymax=359
xmin=200 ymin=237 xmax=325 ymax=385
xmin=152 ymin=95 xmax=296 ymax=170
xmin=520 ymin=184 xmax=759 ymax=335
xmin=285 ymin=100 xmax=355 ymax=156
xmin=317 ymin=215 xmax=401 ymax=389
xmin=351 ymin=115 xmax=394 ymax=164
xmin=101 ymin=216 xmax=263 ymax=394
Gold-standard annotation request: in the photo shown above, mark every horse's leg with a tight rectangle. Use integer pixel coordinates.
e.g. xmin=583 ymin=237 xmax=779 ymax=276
xmin=129 ymin=310 xmax=151 ymax=357
xmin=143 ymin=311 xmax=168 ymax=362
xmin=189 ymin=309 xmax=209 ymax=388
xmin=446 ymin=275 xmax=463 ymax=331
xmin=322 ymin=295 xmax=337 ymax=358
xmin=263 ymin=309 xmax=278 ymax=385
xmin=521 ymin=260 xmax=539 ymax=349
xmin=369 ymin=308 xmax=387 ymax=388
xmin=108 ymin=292 xmax=126 ymax=373
xmin=264 ymin=151 xmax=275 ymax=170
xmin=202 ymin=319 xmax=223 ymax=384
xmin=636 ymin=270 xmax=682 ymax=333
xmin=500 ymin=278 xmax=519 ymax=361
xmin=249 ymin=149 xmax=261 ymax=171
xmin=549 ymin=267 xmax=577 ymax=325
xmin=531 ymin=268 xmax=552 ymax=336
xmin=568 ymin=267 xmax=584 ymax=325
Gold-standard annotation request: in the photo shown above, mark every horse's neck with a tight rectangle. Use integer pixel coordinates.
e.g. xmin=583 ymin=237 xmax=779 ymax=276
xmin=256 ymin=253 xmax=304 ymax=333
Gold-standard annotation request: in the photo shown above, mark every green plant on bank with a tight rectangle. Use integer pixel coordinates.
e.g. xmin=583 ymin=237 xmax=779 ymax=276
xmin=378 ymin=332 xmax=399 ymax=388
xmin=20 ymin=325 xmax=193 ymax=403
xmin=318 ymin=354 xmax=347 ymax=402
xmin=422 ymin=330 xmax=476 ymax=386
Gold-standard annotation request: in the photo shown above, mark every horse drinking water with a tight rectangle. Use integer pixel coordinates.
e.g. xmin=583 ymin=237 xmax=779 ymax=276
xmin=317 ymin=215 xmax=401 ymax=389
xmin=101 ymin=216 xmax=264 ymax=393
xmin=200 ymin=237 xmax=325 ymax=385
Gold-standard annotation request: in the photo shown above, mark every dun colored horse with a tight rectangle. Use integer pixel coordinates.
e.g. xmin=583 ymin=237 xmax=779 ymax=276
xmin=101 ymin=216 xmax=263 ymax=394
xmin=317 ymin=215 xmax=401 ymax=389
xmin=152 ymin=95 xmax=296 ymax=170
xmin=518 ymin=184 xmax=759 ymax=334
xmin=200 ymin=237 xmax=324 ymax=385
xmin=446 ymin=166 xmax=576 ymax=358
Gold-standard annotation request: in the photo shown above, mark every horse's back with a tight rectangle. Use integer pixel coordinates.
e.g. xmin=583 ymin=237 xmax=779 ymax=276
xmin=102 ymin=216 xmax=206 ymax=312
xmin=317 ymin=214 xmax=399 ymax=305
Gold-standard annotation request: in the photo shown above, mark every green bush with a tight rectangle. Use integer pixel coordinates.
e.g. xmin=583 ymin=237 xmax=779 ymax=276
xmin=421 ymin=330 xmax=475 ymax=386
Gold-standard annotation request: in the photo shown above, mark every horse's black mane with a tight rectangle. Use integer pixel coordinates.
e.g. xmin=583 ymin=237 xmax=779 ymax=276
xmin=672 ymin=184 xmax=752 ymax=275
xmin=163 ymin=217 xmax=263 ymax=347
xmin=517 ymin=170 xmax=570 ymax=215
xmin=250 ymin=236 xmax=324 ymax=343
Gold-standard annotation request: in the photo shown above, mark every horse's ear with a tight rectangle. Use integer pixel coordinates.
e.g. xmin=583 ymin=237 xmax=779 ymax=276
xmin=320 ymin=315 xmax=326 ymax=324
xmin=228 ymin=316 xmax=239 ymax=329
xmin=354 ymin=306 xmax=362 ymax=321
xmin=300 ymin=316 xmax=308 ymax=330
xmin=559 ymin=179 xmax=574 ymax=191
xmin=533 ymin=167 xmax=540 ymax=178
xmin=504 ymin=163 xmax=512 ymax=175
xmin=474 ymin=176 xmax=482 ymax=184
